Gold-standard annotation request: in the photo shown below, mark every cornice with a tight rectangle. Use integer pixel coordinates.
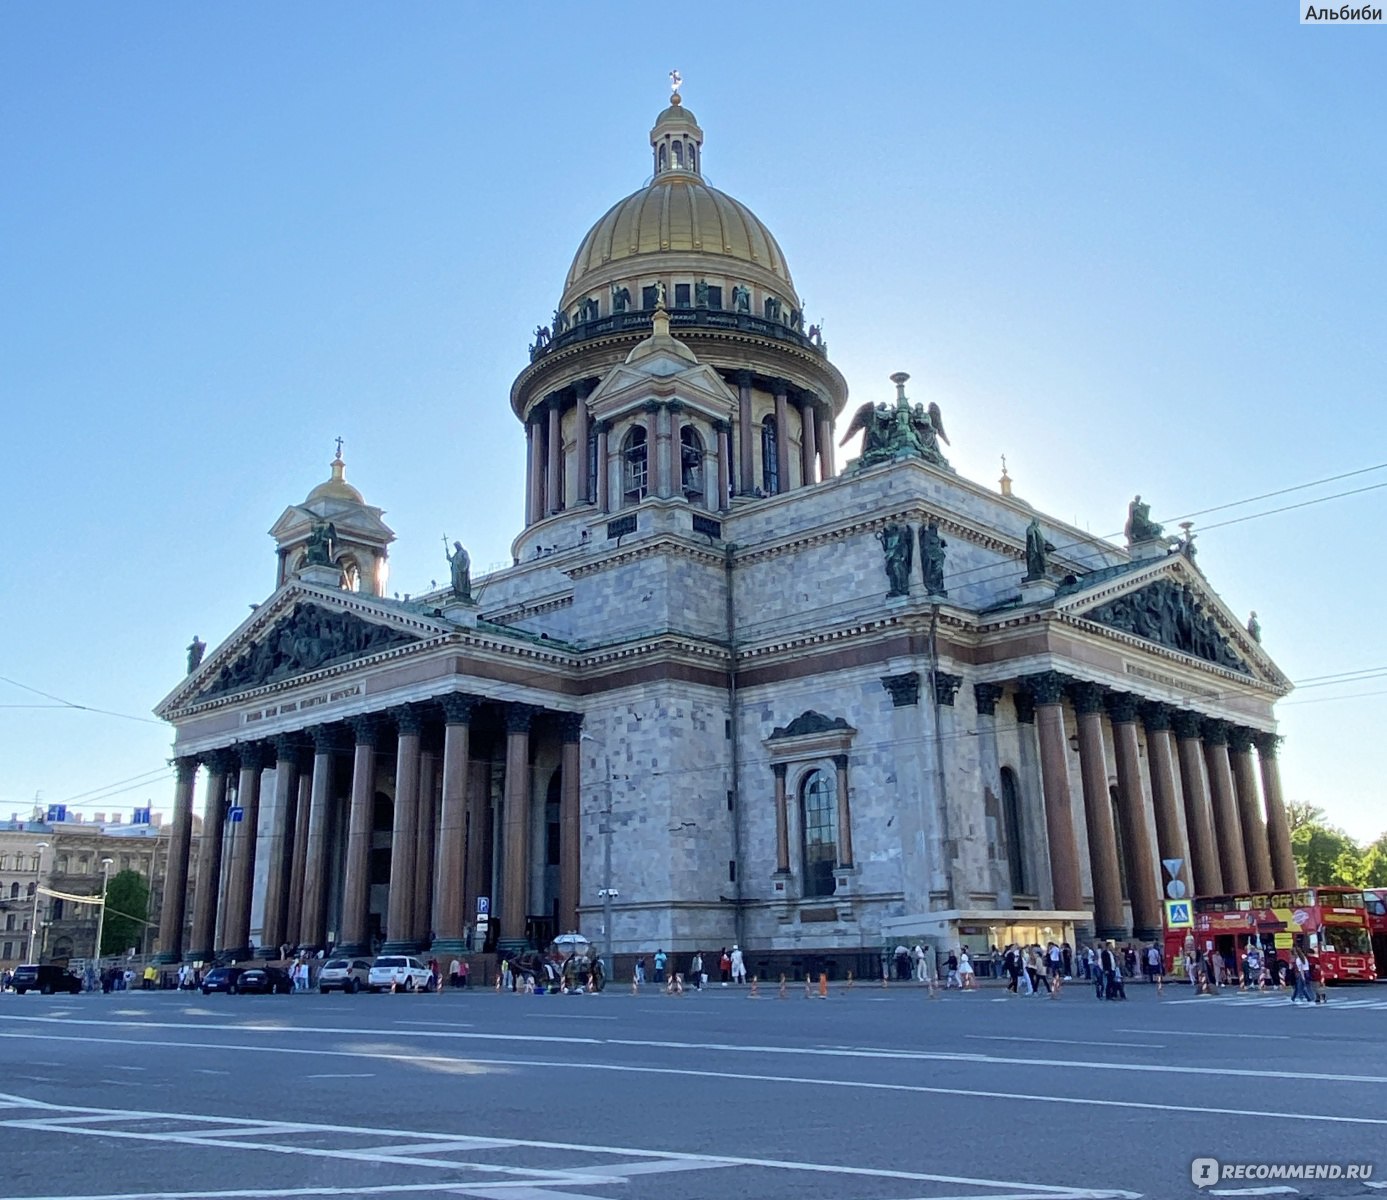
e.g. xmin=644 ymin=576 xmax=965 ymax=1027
xmin=567 ymin=535 xmax=725 ymax=578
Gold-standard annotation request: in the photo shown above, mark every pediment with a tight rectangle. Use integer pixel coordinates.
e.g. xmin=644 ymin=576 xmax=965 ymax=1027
xmin=157 ymin=584 xmax=448 ymax=715
xmin=587 ymin=360 xmax=736 ymax=421
xmin=269 ymin=501 xmax=394 ymax=543
xmin=1056 ymin=556 xmax=1286 ymax=687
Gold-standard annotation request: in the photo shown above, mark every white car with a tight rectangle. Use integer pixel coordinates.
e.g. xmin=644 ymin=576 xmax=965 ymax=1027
xmin=317 ymin=957 xmax=373 ymax=994
xmin=368 ymin=955 xmax=433 ymax=993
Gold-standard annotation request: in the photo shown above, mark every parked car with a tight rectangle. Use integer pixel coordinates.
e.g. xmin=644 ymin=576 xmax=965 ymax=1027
xmin=318 ymin=957 xmax=372 ymax=994
xmin=237 ymin=966 xmax=294 ymax=995
xmin=368 ymin=955 xmax=433 ymax=992
xmin=200 ymin=966 xmax=246 ymax=995
xmin=11 ymin=964 xmax=82 ymax=995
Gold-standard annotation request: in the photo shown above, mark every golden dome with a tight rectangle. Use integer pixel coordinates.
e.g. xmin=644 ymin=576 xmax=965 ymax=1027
xmin=305 ymin=453 xmax=363 ymax=505
xmin=559 ymin=94 xmax=797 ymax=311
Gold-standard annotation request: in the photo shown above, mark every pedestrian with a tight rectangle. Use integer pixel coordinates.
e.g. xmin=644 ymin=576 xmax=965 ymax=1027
xmin=912 ymin=943 xmax=927 ymax=983
xmin=1045 ymin=941 xmax=1063 ymax=996
xmin=730 ymin=945 xmax=747 ymax=984
xmin=653 ymin=948 xmax=667 ymax=984
xmin=1146 ymin=943 xmax=1165 ymax=994
xmin=958 ymin=949 xmax=975 ymax=990
xmin=691 ymin=951 xmax=704 ymax=990
xmin=428 ymin=958 xmax=441 ymax=993
xmin=719 ymin=947 xmax=731 ymax=985
xmin=1290 ymin=950 xmax=1314 ymax=1004
xmin=635 ymin=955 xmax=647 ymax=985
xmin=1061 ymin=941 xmax=1074 ymax=980
xmin=945 ymin=949 xmax=960 ymax=989
xmin=459 ymin=958 xmax=470 ymax=989
xmin=1309 ymin=955 xmax=1327 ymax=1004
xmin=1003 ymin=945 xmax=1021 ymax=994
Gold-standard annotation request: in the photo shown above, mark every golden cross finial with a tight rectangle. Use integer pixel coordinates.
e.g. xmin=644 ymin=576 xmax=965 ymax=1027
xmin=334 ymin=436 xmax=344 ymax=460
xmin=669 ymin=69 xmax=682 ymax=101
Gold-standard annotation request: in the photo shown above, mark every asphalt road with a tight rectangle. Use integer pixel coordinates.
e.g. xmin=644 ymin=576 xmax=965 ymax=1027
xmin=1 ymin=977 xmax=1385 ymax=1200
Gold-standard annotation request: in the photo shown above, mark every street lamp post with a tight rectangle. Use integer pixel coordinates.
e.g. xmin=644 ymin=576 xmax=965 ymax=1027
xmin=580 ymin=734 xmax=617 ymax=964
xmin=92 ymin=857 xmax=114 ymax=968
xmin=25 ymin=841 xmax=50 ymax=963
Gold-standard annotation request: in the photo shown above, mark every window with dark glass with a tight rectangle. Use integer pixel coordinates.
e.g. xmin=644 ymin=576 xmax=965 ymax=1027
xmin=760 ymin=414 xmax=779 ymax=495
xmin=706 ymin=285 xmax=722 ymax=310
xmin=623 ymin=426 xmax=648 ymax=504
xmin=1001 ymin=766 xmax=1027 ymax=894
xmin=674 ymin=283 xmax=691 ymax=309
xmin=680 ymin=425 xmax=704 ymax=502
xmin=801 ymin=769 xmax=838 ymax=898
xmin=642 ymin=285 xmax=659 ymax=310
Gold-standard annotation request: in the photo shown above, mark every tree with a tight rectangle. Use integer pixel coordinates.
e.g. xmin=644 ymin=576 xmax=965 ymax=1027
xmin=100 ymin=869 xmax=149 ymax=957
xmin=1360 ymin=833 xmax=1387 ymax=888
xmin=1291 ymin=819 xmax=1363 ymax=887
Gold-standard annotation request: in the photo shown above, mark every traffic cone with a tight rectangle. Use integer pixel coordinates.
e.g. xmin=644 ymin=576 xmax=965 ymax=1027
xmin=818 ymin=972 xmax=828 ymax=999
xmin=631 ymin=975 xmax=639 ymax=996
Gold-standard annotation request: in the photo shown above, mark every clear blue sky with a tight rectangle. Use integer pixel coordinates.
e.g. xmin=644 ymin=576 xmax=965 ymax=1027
xmin=3 ymin=4 xmax=1384 ymax=841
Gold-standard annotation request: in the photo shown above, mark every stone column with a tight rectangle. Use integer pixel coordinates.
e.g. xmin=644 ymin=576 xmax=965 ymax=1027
xmin=284 ymin=754 xmax=313 ymax=949
xmin=773 ymin=381 xmax=791 ymax=492
xmin=259 ymin=735 xmax=300 ymax=956
xmin=833 ymin=754 xmax=853 ymax=868
xmin=221 ymin=742 xmax=269 ymax=961
xmin=383 ymin=706 xmax=424 ymax=953
xmin=297 ymin=725 xmax=336 ymax=952
xmin=595 ymin=421 xmax=611 ymax=513
xmin=1255 ymin=733 xmax=1298 ymax=888
xmin=1172 ymin=710 xmax=1222 ymax=895
xmin=465 ymin=757 xmax=490 ymax=939
xmin=153 ymin=756 xmax=198 ymax=963
xmin=559 ymin=714 xmax=583 ymax=932
xmin=575 ymin=382 xmax=592 ymax=503
xmin=1070 ymin=682 xmax=1125 ymax=938
xmin=188 ymin=751 xmax=231 ymax=962
xmin=801 ymin=397 xmax=818 ymax=486
xmin=433 ymin=694 xmax=477 ymax=956
xmin=1021 ymin=672 xmax=1083 ymax=913
xmin=1140 ymin=702 xmax=1192 ymax=899
xmin=1203 ymin=719 xmax=1249 ymax=894
xmin=415 ymin=745 xmax=440 ymax=944
xmin=640 ymin=401 xmax=661 ymax=499
xmin=817 ymin=409 xmax=835 ymax=479
xmin=1228 ymin=727 xmax=1274 ymax=892
xmin=737 ymin=370 xmax=755 ymax=495
xmin=715 ymin=422 xmax=731 ymax=511
xmin=546 ymin=396 xmax=562 ymax=515
xmin=339 ymin=714 xmax=379 ymax=956
xmin=656 ymin=401 xmax=675 ymax=499
xmin=772 ymin=763 xmax=790 ymax=874
xmin=499 ymin=704 xmax=535 ymax=952
xmin=1106 ymin=694 xmax=1162 ymax=939
xmin=526 ymin=420 xmax=541 ymax=525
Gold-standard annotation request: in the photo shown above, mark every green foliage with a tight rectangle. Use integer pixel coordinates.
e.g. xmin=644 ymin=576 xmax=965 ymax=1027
xmin=1289 ymin=812 xmax=1387 ymax=888
xmin=100 ymin=869 xmax=149 ymax=956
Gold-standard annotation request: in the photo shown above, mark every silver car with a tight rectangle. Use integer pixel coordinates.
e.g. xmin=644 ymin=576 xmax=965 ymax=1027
xmin=317 ymin=957 xmax=372 ymax=994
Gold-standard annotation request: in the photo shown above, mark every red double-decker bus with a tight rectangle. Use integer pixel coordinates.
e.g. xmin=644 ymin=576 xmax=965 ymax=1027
xmin=1365 ymin=887 xmax=1387 ymax=979
xmin=1166 ymin=887 xmax=1374 ymax=984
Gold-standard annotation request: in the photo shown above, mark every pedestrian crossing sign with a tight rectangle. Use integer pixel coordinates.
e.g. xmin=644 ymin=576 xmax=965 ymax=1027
xmin=1164 ymin=899 xmax=1192 ymax=928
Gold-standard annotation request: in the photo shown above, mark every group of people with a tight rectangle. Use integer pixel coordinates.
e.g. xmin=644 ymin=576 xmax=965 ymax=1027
xmin=1183 ymin=940 xmax=1327 ymax=1003
xmin=634 ymin=946 xmax=747 ymax=989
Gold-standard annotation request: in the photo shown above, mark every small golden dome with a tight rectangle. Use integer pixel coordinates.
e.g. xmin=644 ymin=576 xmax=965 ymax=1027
xmin=306 ymin=453 xmax=364 ymax=505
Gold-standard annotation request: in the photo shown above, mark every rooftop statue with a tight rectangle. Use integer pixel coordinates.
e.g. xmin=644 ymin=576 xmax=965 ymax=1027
xmin=304 ymin=520 xmax=337 ymax=567
xmin=876 ymin=523 xmax=913 ymax=597
xmin=1022 ymin=517 xmax=1055 ymax=583
xmin=920 ymin=521 xmax=948 ymax=596
xmin=1125 ymin=494 xmax=1166 ymax=544
xmin=1247 ymin=610 xmax=1261 ymax=643
xmin=446 ymin=539 xmax=472 ymax=602
xmin=841 ymin=373 xmax=950 ymax=472
xmin=186 ymin=636 xmax=206 ymax=675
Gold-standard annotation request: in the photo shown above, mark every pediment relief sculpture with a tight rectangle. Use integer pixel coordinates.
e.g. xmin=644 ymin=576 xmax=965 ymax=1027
xmin=1080 ymin=578 xmax=1250 ymax=675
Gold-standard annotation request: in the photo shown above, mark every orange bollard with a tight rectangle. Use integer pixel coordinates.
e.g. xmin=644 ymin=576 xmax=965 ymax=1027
xmin=778 ymin=973 xmax=788 ymax=1000
xmin=819 ymin=972 xmax=828 ymax=999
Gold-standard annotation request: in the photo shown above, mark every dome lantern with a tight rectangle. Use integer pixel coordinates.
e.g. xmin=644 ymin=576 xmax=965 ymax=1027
xmin=650 ymin=73 xmax=703 ymax=180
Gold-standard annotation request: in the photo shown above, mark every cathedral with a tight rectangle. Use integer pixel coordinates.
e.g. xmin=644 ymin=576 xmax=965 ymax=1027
xmin=153 ymin=89 xmax=1295 ymax=975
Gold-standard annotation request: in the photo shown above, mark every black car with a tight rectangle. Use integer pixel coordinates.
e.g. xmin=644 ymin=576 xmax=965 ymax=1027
xmin=200 ymin=966 xmax=246 ymax=995
xmin=236 ymin=966 xmax=293 ymax=995
xmin=11 ymin=964 xmax=82 ymax=995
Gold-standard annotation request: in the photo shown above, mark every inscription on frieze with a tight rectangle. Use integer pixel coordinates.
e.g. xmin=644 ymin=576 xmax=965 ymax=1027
xmin=1084 ymin=580 xmax=1249 ymax=674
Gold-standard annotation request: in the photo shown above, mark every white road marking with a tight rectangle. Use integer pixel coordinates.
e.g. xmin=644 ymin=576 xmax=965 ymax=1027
xmin=1115 ymin=1029 xmax=1290 ymax=1041
xmin=0 ymin=1089 xmax=1139 ymax=1199
xmin=965 ymin=1035 xmax=1163 ymax=1049
xmin=1208 ymin=1188 xmax=1299 ymax=1196
xmin=304 ymin=1073 xmax=373 ymax=1079
xmin=0 ymin=1187 xmax=576 ymax=1200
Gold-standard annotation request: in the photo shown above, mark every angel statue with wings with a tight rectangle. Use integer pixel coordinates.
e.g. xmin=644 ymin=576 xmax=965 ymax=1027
xmin=840 ymin=371 xmax=950 ymax=472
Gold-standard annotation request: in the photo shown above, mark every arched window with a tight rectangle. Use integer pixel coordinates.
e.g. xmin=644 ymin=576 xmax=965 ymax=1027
xmin=688 ymin=143 xmax=697 ymax=172
xmin=1109 ymin=785 xmax=1129 ymax=899
xmin=671 ymin=141 xmax=684 ymax=169
xmin=658 ymin=145 xmax=667 ymax=172
xmin=1000 ymin=767 xmax=1027 ymax=895
xmin=8 ymin=883 xmax=17 ymax=900
xmin=26 ymin=882 xmax=36 ymax=898
xmin=760 ymin=415 xmax=780 ymax=495
xmin=800 ymin=769 xmax=838 ymax=898
xmin=622 ymin=425 xmax=648 ymax=505
xmin=680 ymin=425 xmax=704 ymax=502
xmin=56 ymin=856 xmax=67 ymax=874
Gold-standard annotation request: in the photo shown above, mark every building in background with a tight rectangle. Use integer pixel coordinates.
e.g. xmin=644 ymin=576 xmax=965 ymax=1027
xmin=152 ymin=90 xmax=1295 ymax=974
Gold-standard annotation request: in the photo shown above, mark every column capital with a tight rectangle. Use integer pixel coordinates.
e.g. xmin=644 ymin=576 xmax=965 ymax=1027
xmin=770 ymin=377 xmax=790 ymax=397
xmin=173 ymin=756 xmax=200 ymax=784
xmin=504 ymin=703 xmax=538 ymax=735
xmin=558 ymin=712 xmax=584 ymax=743
xmin=641 ymin=399 xmax=662 ymax=414
xmin=1104 ymin=691 xmax=1141 ymax=724
xmin=1021 ymin=670 xmax=1069 ymax=707
xmin=1013 ymin=690 xmax=1036 ymax=725
xmin=713 ymin=418 xmax=730 ymax=434
xmin=1253 ymin=730 xmax=1282 ymax=757
xmin=309 ymin=723 xmax=344 ymax=752
xmin=973 ymin=682 xmax=1004 ymax=717
xmin=931 ymin=671 xmax=963 ymax=707
xmin=667 ymin=398 xmax=686 ymax=414
xmin=1139 ymin=700 xmax=1173 ymax=732
xmin=801 ymin=390 xmax=821 ymax=412
xmin=1170 ymin=709 xmax=1204 ymax=740
xmin=575 ymin=378 xmax=597 ymax=399
xmin=735 ymin=369 xmax=754 ymax=388
xmin=832 ymin=753 xmax=849 ymax=773
xmin=1201 ymin=716 xmax=1230 ymax=746
xmin=438 ymin=693 xmax=481 ymax=725
xmin=273 ymin=733 xmax=300 ymax=763
xmin=1067 ymin=679 xmax=1106 ymax=716
xmin=772 ymin=762 xmax=788 ymax=781
xmin=1227 ymin=725 xmax=1256 ymax=754
xmin=348 ymin=713 xmax=381 ymax=747
xmin=204 ymin=746 xmax=239 ymax=775
xmin=237 ymin=741 xmax=274 ymax=771
xmin=881 ymin=671 xmax=920 ymax=707
xmin=390 ymin=704 xmax=426 ymax=736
